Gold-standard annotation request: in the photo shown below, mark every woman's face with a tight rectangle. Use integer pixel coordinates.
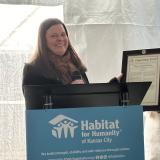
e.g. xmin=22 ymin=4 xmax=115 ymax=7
xmin=45 ymin=24 xmax=69 ymax=56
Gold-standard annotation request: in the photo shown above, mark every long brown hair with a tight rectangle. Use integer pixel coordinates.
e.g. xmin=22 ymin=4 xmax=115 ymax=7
xmin=29 ymin=18 xmax=86 ymax=79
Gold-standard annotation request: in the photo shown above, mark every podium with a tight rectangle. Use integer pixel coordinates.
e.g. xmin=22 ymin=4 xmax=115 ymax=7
xmin=24 ymin=82 xmax=150 ymax=160
xmin=23 ymin=82 xmax=151 ymax=110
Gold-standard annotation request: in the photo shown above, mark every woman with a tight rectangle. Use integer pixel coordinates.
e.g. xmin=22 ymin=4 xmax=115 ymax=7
xmin=22 ymin=18 xmax=89 ymax=87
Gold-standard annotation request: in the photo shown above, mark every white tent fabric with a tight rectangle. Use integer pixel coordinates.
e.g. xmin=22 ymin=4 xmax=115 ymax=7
xmin=0 ymin=1 xmax=160 ymax=160
xmin=64 ymin=0 xmax=160 ymax=82
xmin=144 ymin=112 xmax=160 ymax=160
xmin=64 ymin=0 xmax=160 ymax=26
xmin=0 ymin=0 xmax=64 ymax=6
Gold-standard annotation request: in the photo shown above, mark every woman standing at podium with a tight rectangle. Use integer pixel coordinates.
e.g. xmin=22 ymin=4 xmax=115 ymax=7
xmin=22 ymin=18 xmax=89 ymax=86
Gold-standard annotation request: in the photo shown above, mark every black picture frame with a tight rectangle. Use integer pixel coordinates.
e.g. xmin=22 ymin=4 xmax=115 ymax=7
xmin=121 ymin=48 xmax=160 ymax=111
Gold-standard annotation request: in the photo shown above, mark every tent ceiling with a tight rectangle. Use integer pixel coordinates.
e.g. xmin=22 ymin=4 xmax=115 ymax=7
xmin=0 ymin=0 xmax=64 ymax=6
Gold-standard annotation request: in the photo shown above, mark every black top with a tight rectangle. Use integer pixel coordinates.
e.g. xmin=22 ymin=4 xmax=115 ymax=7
xmin=22 ymin=63 xmax=89 ymax=86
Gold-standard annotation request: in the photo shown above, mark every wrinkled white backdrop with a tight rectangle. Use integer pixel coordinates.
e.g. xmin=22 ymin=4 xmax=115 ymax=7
xmin=64 ymin=0 xmax=160 ymax=82
xmin=0 ymin=1 xmax=160 ymax=160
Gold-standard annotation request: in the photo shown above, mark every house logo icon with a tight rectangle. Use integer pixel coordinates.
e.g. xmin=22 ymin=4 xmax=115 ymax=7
xmin=49 ymin=114 xmax=78 ymax=139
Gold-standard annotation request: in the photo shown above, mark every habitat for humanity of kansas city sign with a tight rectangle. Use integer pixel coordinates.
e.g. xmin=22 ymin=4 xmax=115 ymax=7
xmin=26 ymin=105 xmax=144 ymax=160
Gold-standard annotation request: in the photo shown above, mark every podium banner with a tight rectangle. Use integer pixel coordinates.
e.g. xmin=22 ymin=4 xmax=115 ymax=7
xmin=26 ymin=105 xmax=144 ymax=160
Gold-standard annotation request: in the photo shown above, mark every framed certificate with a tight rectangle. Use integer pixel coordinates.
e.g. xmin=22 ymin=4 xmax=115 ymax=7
xmin=121 ymin=48 xmax=160 ymax=111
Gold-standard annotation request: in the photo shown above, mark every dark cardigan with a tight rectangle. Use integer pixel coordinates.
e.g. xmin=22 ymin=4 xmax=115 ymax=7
xmin=22 ymin=63 xmax=89 ymax=86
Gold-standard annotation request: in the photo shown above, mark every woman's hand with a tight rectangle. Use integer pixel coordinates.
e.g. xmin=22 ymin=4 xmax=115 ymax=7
xmin=116 ymin=73 xmax=123 ymax=82
xmin=109 ymin=73 xmax=123 ymax=83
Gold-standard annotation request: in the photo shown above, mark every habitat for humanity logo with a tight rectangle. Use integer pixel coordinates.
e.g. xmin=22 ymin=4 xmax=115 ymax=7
xmin=49 ymin=114 xmax=78 ymax=139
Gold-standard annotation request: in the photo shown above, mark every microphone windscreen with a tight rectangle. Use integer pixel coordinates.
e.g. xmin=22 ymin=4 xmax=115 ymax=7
xmin=71 ymin=71 xmax=82 ymax=81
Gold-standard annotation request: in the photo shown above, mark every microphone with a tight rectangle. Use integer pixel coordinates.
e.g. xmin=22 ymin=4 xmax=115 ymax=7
xmin=71 ymin=71 xmax=82 ymax=81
